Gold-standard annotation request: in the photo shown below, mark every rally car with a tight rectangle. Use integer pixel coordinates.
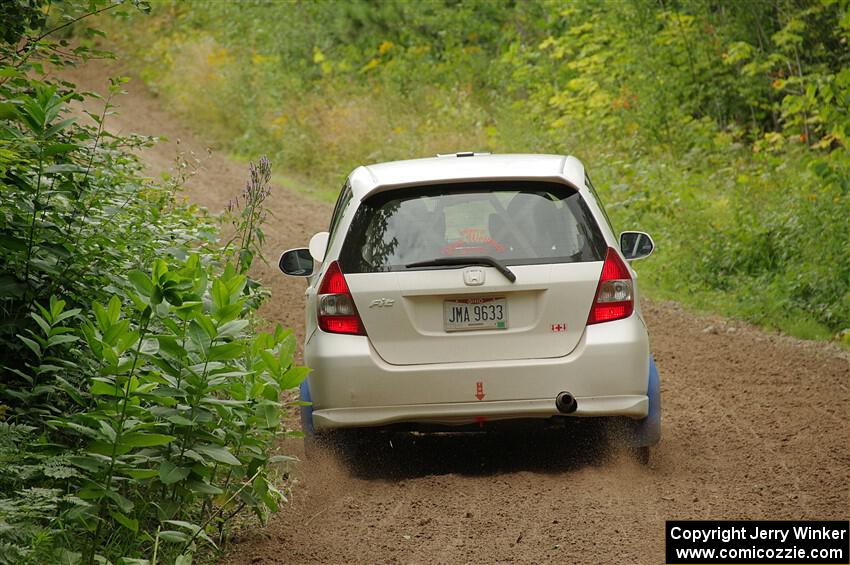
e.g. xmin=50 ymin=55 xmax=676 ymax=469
xmin=279 ymin=153 xmax=660 ymax=460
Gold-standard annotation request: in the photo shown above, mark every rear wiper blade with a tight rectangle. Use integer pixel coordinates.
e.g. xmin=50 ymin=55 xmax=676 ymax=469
xmin=405 ymin=256 xmax=516 ymax=283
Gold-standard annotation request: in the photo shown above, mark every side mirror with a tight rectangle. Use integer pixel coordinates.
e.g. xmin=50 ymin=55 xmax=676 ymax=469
xmin=308 ymin=231 xmax=330 ymax=263
xmin=619 ymin=231 xmax=655 ymax=261
xmin=278 ymin=248 xmax=314 ymax=277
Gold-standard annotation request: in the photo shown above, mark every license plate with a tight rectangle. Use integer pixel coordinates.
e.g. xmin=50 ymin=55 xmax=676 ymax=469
xmin=444 ymin=297 xmax=507 ymax=332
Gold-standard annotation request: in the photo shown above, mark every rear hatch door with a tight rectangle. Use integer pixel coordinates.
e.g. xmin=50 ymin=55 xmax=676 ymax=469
xmin=339 ymin=181 xmax=608 ymax=366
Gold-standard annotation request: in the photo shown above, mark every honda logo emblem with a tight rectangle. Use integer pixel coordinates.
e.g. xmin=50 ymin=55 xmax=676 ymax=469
xmin=463 ymin=268 xmax=485 ymax=286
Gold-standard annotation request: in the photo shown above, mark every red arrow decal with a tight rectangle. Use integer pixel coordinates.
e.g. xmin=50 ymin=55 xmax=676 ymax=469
xmin=475 ymin=381 xmax=485 ymax=401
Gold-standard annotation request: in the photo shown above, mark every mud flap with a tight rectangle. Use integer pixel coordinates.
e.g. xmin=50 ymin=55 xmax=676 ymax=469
xmin=624 ymin=354 xmax=661 ymax=447
xmin=300 ymin=380 xmax=315 ymax=438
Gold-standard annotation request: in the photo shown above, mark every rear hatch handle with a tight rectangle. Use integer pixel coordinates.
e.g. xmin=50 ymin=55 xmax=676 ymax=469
xmin=405 ymin=256 xmax=517 ymax=283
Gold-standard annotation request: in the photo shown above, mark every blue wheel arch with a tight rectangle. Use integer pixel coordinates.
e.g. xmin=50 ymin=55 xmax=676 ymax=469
xmin=300 ymin=380 xmax=315 ymax=438
xmin=629 ymin=354 xmax=661 ymax=447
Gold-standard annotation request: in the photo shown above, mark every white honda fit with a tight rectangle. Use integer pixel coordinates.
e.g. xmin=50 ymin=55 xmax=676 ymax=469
xmin=280 ymin=153 xmax=660 ymax=458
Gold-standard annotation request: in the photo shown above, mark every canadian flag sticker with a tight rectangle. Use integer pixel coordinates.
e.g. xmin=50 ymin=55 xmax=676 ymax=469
xmin=551 ymin=323 xmax=568 ymax=333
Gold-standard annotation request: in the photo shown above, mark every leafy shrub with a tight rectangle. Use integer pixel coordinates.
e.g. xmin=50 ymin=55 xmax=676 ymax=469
xmin=0 ymin=2 xmax=306 ymax=563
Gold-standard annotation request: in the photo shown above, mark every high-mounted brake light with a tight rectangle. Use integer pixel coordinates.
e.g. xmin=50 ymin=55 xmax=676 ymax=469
xmin=317 ymin=261 xmax=366 ymax=335
xmin=587 ymin=247 xmax=634 ymax=324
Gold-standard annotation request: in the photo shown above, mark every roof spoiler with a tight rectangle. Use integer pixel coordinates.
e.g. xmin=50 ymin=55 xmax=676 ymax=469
xmin=435 ymin=152 xmax=492 ymax=158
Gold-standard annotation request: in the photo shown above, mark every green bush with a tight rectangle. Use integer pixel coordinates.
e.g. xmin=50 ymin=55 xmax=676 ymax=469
xmin=107 ymin=0 xmax=849 ymax=340
xmin=0 ymin=2 xmax=306 ymax=563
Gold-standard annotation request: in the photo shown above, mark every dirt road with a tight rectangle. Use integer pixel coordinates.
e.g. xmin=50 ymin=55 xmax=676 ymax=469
xmin=65 ymin=66 xmax=850 ymax=564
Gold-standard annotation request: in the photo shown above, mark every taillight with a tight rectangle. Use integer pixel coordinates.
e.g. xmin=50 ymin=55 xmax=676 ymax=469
xmin=587 ymin=247 xmax=634 ymax=324
xmin=317 ymin=261 xmax=366 ymax=335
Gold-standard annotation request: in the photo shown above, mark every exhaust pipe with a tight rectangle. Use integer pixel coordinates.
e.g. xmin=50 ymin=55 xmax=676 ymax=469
xmin=555 ymin=391 xmax=578 ymax=414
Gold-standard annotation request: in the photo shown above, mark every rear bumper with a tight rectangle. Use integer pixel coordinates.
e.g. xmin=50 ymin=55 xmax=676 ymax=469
xmin=305 ymin=315 xmax=650 ymax=431
xmin=312 ymin=395 xmax=647 ymax=429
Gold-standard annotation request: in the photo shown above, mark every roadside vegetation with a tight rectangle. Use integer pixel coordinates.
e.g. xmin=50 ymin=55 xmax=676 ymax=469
xmin=0 ymin=2 xmax=305 ymax=563
xmin=105 ymin=0 xmax=850 ymax=343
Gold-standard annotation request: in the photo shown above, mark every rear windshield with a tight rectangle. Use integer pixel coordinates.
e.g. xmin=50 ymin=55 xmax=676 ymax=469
xmin=340 ymin=181 xmax=607 ymax=273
